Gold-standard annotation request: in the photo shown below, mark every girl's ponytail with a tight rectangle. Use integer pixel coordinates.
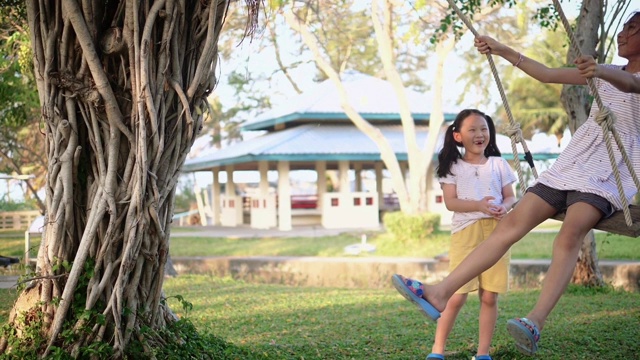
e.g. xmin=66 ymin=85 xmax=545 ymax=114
xmin=484 ymin=115 xmax=502 ymax=157
xmin=437 ymin=123 xmax=462 ymax=178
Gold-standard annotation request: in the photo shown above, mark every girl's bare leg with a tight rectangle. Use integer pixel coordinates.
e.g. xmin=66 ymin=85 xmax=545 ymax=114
xmin=477 ymin=289 xmax=498 ymax=355
xmin=423 ymin=193 xmax=557 ymax=311
xmin=524 ymin=202 xmax=602 ymax=330
xmin=430 ymin=293 xmax=467 ymax=355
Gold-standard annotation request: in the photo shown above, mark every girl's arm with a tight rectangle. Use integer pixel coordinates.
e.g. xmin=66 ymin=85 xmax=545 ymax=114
xmin=475 ymin=35 xmax=586 ymax=85
xmin=576 ymin=56 xmax=640 ymax=93
xmin=441 ymin=183 xmax=497 ymax=215
xmin=501 ymin=184 xmax=517 ymax=211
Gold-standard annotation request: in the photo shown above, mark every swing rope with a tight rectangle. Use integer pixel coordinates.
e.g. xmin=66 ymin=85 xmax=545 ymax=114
xmin=443 ymin=0 xmax=537 ymax=198
xmin=445 ymin=0 xmax=639 ymax=227
xmin=551 ymin=0 xmax=640 ymax=227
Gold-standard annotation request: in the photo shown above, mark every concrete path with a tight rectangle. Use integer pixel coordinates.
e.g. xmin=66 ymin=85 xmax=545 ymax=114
xmin=170 ymin=224 xmax=383 ymax=239
xmin=0 ymin=275 xmax=19 ymax=289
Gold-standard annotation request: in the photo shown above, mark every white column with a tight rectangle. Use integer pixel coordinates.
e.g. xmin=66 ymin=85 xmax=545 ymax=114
xmin=354 ymin=162 xmax=363 ymax=192
xmin=211 ymin=168 xmax=221 ymax=225
xmin=375 ymin=162 xmax=384 ymax=208
xmin=220 ymin=165 xmax=241 ymax=227
xmin=253 ymin=160 xmax=276 ymax=229
xmin=338 ymin=160 xmax=350 ymax=193
xmin=225 ymin=165 xmax=235 ymax=196
xmin=277 ymin=161 xmax=292 ymax=231
xmin=316 ymin=161 xmax=326 ymax=212
xmin=259 ymin=161 xmax=269 ymax=195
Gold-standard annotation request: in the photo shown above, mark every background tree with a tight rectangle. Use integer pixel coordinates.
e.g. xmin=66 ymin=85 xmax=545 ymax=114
xmin=187 ymin=32 xmax=276 ymax=183
xmin=1 ymin=0 xmax=259 ymax=357
xmin=0 ymin=5 xmax=46 ymax=211
xmin=500 ymin=28 xmax=569 ymax=144
xmin=203 ymin=71 xmax=271 ymax=149
xmin=280 ymin=0 xmax=428 ymax=214
xmin=196 ymin=3 xmax=298 ymax=150
xmin=277 ymin=0 xmax=507 ymax=214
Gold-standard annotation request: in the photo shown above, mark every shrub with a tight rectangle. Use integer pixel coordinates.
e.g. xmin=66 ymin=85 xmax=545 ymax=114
xmin=383 ymin=211 xmax=440 ymax=243
xmin=0 ymin=198 xmax=40 ymax=212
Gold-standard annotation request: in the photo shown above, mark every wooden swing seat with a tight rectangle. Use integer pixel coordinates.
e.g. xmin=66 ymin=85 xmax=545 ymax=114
xmin=551 ymin=204 xmax=640 ymax=238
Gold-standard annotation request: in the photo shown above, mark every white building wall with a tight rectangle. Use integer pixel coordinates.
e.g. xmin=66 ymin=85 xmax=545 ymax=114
xmin=321 ymin=192 xmax=379 ymax=229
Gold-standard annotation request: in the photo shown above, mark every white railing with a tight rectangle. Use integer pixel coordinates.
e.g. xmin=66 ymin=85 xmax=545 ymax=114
xmin=0 ymin=210 xmax=41 ymax=230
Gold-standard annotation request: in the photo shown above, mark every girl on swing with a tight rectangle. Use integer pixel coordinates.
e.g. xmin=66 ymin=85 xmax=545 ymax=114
xmin=393 ymin=11 xmax=640 ymax=356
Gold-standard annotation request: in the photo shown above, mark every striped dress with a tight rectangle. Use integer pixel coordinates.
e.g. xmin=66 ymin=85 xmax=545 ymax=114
xmin=535 ymin=64 xmax=640 ymax=210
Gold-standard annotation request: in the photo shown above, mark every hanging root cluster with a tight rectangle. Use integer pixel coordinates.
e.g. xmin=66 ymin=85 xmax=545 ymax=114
xmin=0 ymin=0 xmax=260 ymax=358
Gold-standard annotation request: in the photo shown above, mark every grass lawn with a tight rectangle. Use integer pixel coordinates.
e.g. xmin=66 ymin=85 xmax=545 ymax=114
xmin=164 ymin=276 xmax=640 ymax=359
xmin=167 ymin=230 xmax=640 ymax=260
xmin=1 ymin=229 xmax=639 ymax=260
xmin=0 ymin=275 xmax=638 ymax=359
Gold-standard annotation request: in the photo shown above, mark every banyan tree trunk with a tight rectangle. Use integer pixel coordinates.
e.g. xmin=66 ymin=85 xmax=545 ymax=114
xmin=1 ymin=0 xmax=258 ymax=357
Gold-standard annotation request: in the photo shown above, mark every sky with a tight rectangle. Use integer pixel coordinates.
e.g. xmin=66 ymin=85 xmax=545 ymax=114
xmin=184 ymin=0 xmax=640 ymax=188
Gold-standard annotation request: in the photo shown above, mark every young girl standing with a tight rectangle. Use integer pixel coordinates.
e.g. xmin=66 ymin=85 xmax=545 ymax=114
xmin=393 ymin=11 xmax=640 ymax=356
xmin=393 ymin=109 xmax=517 ymax=360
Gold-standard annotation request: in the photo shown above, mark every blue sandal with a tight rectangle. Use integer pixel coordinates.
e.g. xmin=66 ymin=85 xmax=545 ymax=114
xmin=507 ymin=317 xmax=540 ymax=355
xmin=426 ymin=354 xmax=444 ymax=360
xmin=391 ymin=274 xmax=441 ymax=321
xmin=471 ymin=356 xmax=492 ymax=360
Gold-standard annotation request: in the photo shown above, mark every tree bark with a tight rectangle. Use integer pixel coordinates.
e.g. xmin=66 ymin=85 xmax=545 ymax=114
xmin=571 ymin=231 xmax=603 ymax=286
xmin=1 ymin=1 xmax=258 ymax=357
xmin=560 ymin=0 xmax=605 ymax=286
xmin=418 ymin=36 xmax=455 ymax=212
xmin=372 ymin=0 xmax=422 ymax=214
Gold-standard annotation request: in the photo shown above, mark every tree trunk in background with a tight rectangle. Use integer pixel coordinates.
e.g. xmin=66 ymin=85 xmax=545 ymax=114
xmin=560 ymin=0 xmax=605 ymax=286
xmin=571 ymin=231 xmax=603 ymax=286
xmin=284 ymin=7 xmax=412 ymax=212
xmin=418 ymin=36 xmax=455 ymax=212
xmin=0 ymin=1 xmax=258 ymax=357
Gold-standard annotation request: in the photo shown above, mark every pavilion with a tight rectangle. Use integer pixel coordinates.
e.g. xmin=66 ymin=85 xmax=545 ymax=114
xmin=181 ymin=71 xmax=560 ymax=230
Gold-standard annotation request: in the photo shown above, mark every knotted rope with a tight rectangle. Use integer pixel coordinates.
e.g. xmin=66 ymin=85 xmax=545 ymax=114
xmin=444 ymin=0 xmax=537 ymax=197
xmin=552 ymin=0 xmax=640 ymax=226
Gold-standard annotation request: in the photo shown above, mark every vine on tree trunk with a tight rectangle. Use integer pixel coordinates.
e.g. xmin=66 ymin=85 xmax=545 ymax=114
xmin=0 ymin=1 xmax=260 ymax=358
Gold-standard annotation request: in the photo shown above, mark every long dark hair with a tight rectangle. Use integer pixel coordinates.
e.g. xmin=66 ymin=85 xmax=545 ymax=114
xmin=436 ymin=109 xmax=501 ymax=178
xmin=626 ymin=10 xmax=640 ymax=23
xmin=623 ymin=11 xmax=640 ymax=34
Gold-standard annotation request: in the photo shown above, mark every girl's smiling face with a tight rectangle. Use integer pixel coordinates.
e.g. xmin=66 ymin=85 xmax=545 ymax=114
xmin=618 ymin=13 xmax=640 ymax=60
xmin=453 ymin=114 xmax=490 ymax=159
